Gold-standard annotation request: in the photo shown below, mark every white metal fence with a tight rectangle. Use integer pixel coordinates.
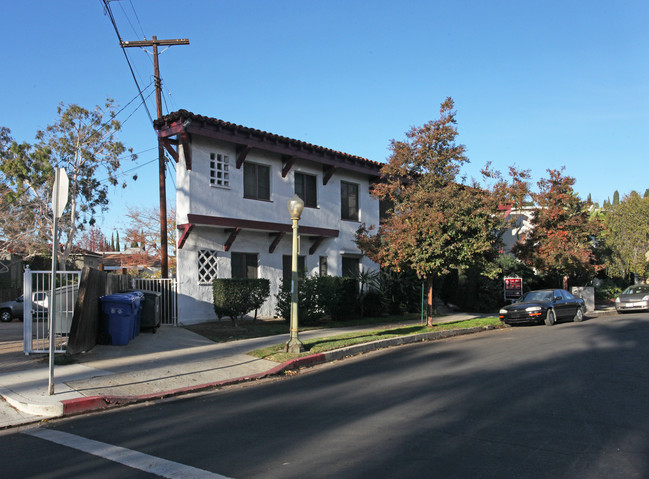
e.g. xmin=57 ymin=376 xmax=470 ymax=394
xmin=23 ymin=268 xmax=81 ymax=354
xmin=23 ymin=269 xmax=178 ymax=354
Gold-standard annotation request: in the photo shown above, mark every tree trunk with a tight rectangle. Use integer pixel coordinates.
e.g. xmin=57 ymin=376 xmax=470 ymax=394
xmin=562 ymin=275 xmax=569 ymax=291
xmin=426 ymin=275 xmax=436 ymax=327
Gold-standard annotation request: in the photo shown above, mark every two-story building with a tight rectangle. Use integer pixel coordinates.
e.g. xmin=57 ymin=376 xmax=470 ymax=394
xmin=154 ymin=110 xmax=383 ymax=324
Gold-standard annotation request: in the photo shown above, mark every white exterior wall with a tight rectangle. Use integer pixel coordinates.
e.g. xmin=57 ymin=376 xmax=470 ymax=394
xmin=501 ymin=207 xmax=535 ymax=254
xmin=176 ymin=136 xmax=380 ymax=324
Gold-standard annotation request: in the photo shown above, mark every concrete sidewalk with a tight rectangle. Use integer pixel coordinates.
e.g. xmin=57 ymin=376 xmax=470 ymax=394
xmin=0 ymin=309 xmax=614 ymax=429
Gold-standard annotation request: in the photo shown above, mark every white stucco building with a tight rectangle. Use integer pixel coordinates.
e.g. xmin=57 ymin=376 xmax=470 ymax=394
xmin=500 ymin=206 xmax=536 ymax=254
xmin=154 ymin=110 xmax=383 ymax=324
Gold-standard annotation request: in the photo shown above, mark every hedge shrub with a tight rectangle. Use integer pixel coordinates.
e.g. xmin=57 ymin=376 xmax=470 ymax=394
xmin=213 ymin=278 xmax=270 ymax=325
xmin=275 ymin=274 xmax=360 ymax=323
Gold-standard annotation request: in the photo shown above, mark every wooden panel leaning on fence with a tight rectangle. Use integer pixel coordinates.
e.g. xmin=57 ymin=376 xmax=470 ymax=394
xmin=67 ymin=267 xmax=130 ymax=355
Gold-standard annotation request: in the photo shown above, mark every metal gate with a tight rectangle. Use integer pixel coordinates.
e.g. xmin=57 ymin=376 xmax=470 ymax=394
xmin=130 ymin=278 xmax=177 ymax=326
xmin=23 ymin=267 xmax=81 ymax=354
xmin=23 ymin=270 xmax=177 ymax=353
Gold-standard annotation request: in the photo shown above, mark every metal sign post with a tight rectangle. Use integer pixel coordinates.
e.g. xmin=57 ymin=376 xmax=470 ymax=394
xmin=49 ymin=168 xmax=69 ymax=395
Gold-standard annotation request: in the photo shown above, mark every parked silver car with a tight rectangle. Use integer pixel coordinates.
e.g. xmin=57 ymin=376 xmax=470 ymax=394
xmin=0 ymin=296 xmax=26 ymax=322
xmin=615 ymin=284 xmax=649 ymax=313
xmin=0 ymin=293 xmax=49 ymax=322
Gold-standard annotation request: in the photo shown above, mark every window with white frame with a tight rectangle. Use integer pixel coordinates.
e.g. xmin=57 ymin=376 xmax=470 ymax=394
xmin=341 ymin=181 xmax=359 ymax=221
xmin=209 ymin=152 xmax=230 ymax=187
xmin=198 ymin=249 xmax=218 ymax=284
xmin=243 ymin=162 xmax=270 ymax=200
xmin=295 ymin=172 xmax=317 ymax=208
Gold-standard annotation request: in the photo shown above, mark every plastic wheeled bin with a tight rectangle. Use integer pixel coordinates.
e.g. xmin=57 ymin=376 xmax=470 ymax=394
xmin=120 ymin=291 xmax=144 ymax=338
xmin=99 ymin=293 xmax=139 ymax=346
xmin=139 ymin=290 xmax=162 ymax=332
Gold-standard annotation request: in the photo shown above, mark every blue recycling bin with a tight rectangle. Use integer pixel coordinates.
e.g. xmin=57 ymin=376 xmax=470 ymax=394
xmin=99 ymin=293 xmax=139 ymax=345
xmin=121 ymin=291 xmax=144 ymax=338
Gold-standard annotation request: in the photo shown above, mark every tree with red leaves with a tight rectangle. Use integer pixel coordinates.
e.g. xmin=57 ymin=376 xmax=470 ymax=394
xmin=355 ymin=98 xmax=528 ymax=326
xmin=512 ymin=168 xmax=602 ymax=289
xmin=76 ymin=226 xmax=109 ymax=252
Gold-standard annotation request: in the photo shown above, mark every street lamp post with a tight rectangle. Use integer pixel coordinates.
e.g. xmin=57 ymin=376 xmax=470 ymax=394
xmin=286 ymin=194 xmax=305 ymax=353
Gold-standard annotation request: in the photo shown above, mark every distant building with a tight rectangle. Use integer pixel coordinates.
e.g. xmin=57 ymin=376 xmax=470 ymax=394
xmin=154 ymin=110 xmax=382 ymax=323
xmin=500 ymin=206 xmax=536 ymax=254
xmin=99 ymin=247 xmax=161 ymax=277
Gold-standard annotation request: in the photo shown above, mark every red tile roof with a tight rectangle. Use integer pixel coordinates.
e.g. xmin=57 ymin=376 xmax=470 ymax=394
xmin=154 ymin=110 xmax=384 ymax=174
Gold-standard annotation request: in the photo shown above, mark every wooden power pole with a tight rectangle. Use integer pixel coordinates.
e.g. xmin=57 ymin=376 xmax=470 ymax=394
xmin=120 ymin=35 xmax=189 ymax=278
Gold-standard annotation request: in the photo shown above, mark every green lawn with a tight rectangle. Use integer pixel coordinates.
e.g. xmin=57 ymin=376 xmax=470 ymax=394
xmin=184 ymin=313 xmax=425 ymax=343
xmin=249 ymin=316 xmax=502 ymax=362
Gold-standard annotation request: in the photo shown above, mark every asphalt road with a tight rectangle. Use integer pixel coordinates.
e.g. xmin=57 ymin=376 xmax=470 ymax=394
xmin=4 ymin=312 xmax=649 ymax=478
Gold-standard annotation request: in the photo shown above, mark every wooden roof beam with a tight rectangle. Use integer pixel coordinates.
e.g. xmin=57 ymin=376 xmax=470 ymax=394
xmin=282 ymin=156 xmax=297 ymax=178
xmin=177 ymin=223 xmax=194 ymax=250
xmin=323 ymin=165 xmax=336 ymax=185
xmin=309 ymin=236 xmax=325 ymax=255
xmin=224 ymin=227 xmax=241 ymax=252
xmin=236 ymin=144 xmax=251 ymax=169
xmin=268 ymin=232 xmax=285 ymax=253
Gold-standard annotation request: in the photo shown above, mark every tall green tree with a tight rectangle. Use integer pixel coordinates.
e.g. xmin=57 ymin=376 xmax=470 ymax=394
xmin=512 ymin=168 xmax=602 ymax=289
xmin=0 ymin=127 xmax=53 ymax=259
xmin=355 ymin=98 xmax=529 ymax=325
xmin=613 ymin=190 xmax=620 ymax=206
xmin=0 ymin=99 xmax=137 ymax=265
xmin=602 ymin=191 xmax=649 ymax=280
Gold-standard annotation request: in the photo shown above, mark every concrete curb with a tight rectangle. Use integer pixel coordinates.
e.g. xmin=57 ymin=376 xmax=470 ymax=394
xmin=59 ymin=325 xmax=496 ymax=417
xmin=0 ymin=387 xmax=63 ymax=418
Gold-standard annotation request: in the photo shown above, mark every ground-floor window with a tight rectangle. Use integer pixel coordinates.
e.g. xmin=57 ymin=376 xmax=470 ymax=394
xmin=198 ymin=249 xmax=218 ymax=284
xmin=342 ymin=257 xmax=360 ymax=278
xmin=319 ymin=256 xmax=328 ymax=276
xmin=231 ymin=252 xmax=258 ymax=279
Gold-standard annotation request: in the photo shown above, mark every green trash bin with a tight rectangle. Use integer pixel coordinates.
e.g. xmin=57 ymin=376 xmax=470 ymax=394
xmin=139 ymin=290 xmax=162 ymax=332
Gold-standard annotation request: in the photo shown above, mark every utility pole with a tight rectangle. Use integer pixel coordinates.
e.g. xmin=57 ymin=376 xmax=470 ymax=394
xmin=120 ymin=35 xmax=189 ymax=278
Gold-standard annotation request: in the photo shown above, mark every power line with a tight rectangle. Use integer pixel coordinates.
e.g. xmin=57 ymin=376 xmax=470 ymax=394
xmin=127 ymin=0 xmax=147 ymax=39
xmin=97 ymin=156 xmax=159 ymax=185
xmin=100 ymin=0 xmax=154 ymax=125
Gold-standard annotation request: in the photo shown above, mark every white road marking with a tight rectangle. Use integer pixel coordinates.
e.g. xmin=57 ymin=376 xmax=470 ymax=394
xmin=24 ymin=428 xmax=234 ymax=479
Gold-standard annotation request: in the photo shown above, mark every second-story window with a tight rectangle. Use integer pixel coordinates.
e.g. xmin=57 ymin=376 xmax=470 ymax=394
xmin=209 ymin=153 xmax=230 ymax=187
xmin=295 ymin=172 xmax=317 ymax=208
xmin=244 ymin=162 xmax=270 ymax=201
xmin=341 ymin=181 xmax=359 ymax=221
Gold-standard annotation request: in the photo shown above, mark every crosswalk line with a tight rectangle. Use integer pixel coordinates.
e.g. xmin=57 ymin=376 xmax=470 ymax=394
xmin=24 ymin=428 xmax=234 ymax=479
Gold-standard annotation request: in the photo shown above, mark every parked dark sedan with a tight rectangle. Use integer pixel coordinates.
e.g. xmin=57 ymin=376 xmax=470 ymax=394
xmin=499 ymin=289 xmax=586 ymax=326
xmin=615 ymin=284 xmax=649 ymax=313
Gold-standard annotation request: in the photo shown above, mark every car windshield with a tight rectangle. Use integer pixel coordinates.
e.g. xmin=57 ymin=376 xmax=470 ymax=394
xmin=622 ymin=285 xmax=649 ymax=295
xmin=519 ymin=291 xmax=553 ymax=302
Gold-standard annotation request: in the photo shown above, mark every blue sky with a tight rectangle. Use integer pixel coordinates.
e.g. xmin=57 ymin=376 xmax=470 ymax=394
xmin=2 ymin=0 xmax=648 ymax=238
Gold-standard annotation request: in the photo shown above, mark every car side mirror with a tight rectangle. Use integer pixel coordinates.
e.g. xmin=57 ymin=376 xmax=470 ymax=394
xmin=554 ymin=296 xmax=562 ymax=301
xmin=16 ymin=297 xmax=23 ymax=303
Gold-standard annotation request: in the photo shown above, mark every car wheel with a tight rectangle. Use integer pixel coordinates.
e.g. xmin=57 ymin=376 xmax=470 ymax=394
xmin=544 ymin=309 xmax=556 ymax=326
xmin=573 ymin=307 xmax=584 ymax=322
xmin=0 ymin=310 xmax=12 ymax=322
